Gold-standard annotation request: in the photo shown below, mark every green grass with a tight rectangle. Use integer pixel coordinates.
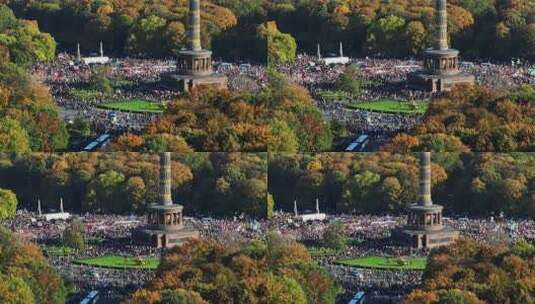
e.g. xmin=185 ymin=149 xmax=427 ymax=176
xmin=347 ymin=99 xmax=428 ymax=114
xmin=42 ymin=245 xmax=76 ymax=256
xmin=336 ymin=256 xmax=427 ymax=270
xmin=74 ymin=255 xmax=160 ymax=270
xmin=98 ymin=99 xmax=165 ymax=113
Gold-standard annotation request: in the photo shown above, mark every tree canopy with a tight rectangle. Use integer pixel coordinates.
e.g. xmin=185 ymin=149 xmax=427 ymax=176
xmin=268 ymin=153 xmax=535 ymax=217
xmin=0 ymin=152 xmax=267 ymax=217
xmin=7 ymin=0 xmax=236 ymax=57
xmin=7 ymin=0 xmax=535 ymax=60
xmin=0 ymin=4 xmax=55 ymax=66
xmin=0 ymin=226 xmax=67 ymax=304
xmin=0 ymin=188 xmax=17 ymax=220
xmin=404 ymin=239 xmax=535 ymax=304
xmin=384 ymin=85 xmax=535 ymax=152
xmin=130 ymin=234 xmax=340 ymax=304
xmin=257 ymin=21 xmax=296 ymax=65
xmin=0 ymin=5 xmax=68 ymax=152
xmin=113 ymin=71 xmax=333 ymax=152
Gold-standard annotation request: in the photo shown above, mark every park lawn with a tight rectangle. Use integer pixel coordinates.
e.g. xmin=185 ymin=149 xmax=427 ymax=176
xmin=42 ymin=245 xmax=76 ymax=256
xmin=74 ymin=255 xmax=160 ymax=270
xmin=347 ymin=99 xmax=428 ymax=114
xmin=98 ymin=99 xmax=165 ymax=113
xmin=336 ymin=256 xmax=427 ymax=270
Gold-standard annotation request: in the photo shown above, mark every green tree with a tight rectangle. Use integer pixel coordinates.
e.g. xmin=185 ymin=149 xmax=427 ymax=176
xmin=268 ymin=119 xmax=299 ymax=152
xmin=0 ymin=5 xmax=17 ymax=33
xmin=89 ymin=66 xmax=113 ymax=95
xmin=338 ymin=64 xmax=362 ymax=97
xmin=0 ymin=117 xmax=30 ymax=152
xmin=4 ymin=18 xmax=55 ymax=66
xmin=85 ymin=169 xmax=126 ymax=212
xmin=322 ymin=221 xmax=347 ymax=251
xmin=366 ymin=15 xmax=407 ymax=57
xmin=126 ymin=15 xmax=167 ymax=57
xmin=257 ymin=21 xmax=296 ymax=65
xmin=0 ymin=188 xmax=17 ymax=220
xmin=63 ymin=219 xmax=86 ymax=251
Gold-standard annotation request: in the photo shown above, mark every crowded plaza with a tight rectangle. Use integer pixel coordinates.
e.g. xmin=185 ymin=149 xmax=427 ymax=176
xmin=2 ymin=208 xmax=533 ymax=302
xmin=30 ymin=52 xmax=535 ymax=151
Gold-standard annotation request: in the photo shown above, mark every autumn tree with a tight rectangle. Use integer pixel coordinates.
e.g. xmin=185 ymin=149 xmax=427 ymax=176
xmin=1 ymin=8 xmax=65 ymax=151
xmin=385 ymin=86 xmax=535 ymax=152
xmin=0 ymin=226 xmax=67 ymax=303
xmin=130 ymin=235 xmax=340 ymax=303
xmin=405 ymin=239 xmax=534 ymax=304
xmin=121 ymin=70 xmax=333 ymax=152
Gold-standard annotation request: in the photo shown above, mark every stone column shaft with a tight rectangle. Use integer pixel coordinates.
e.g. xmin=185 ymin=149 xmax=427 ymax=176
xmin=188 ymin=0 xmax=202 ymax=51
xmin=436 ymin=0 xmax=449 ymax=50
xmin=418 ymin=152 xmax=433 ymax=206
xmin=160 ymin=152 xmax=173 ymax=206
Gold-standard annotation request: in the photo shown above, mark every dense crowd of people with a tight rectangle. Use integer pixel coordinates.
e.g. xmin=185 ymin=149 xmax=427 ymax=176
xmin=2 ymin=209 xmax=533 ymax=302
xmin=28 ymin=52 xmax=534 ymax=150
xmin=32 ymin=55 xmax=179 ymax=136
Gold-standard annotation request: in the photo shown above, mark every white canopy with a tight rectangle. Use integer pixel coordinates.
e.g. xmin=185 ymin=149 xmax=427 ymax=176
xmin=321 ymin=57 xmax=350 ymax=65
xmin=42 ymin=212 xmax=71 ymax=221
xmin=81 ymin=56 xmax=110 ymax=65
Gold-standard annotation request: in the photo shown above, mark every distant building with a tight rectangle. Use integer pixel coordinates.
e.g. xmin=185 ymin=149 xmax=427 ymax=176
xmin=294 ymin=199 xmax=327 ymax=222
xmin=393 ymin=152 xmax=459 ymax=248
xmin=134 ymin=153 xmax=199 ymax=248
xmin=318 ymin=42 xmax=350 ymax=65
xmin=76 ymin=42 xmax=110 ymax=65
xmin=163 ymin=0 xmax=227 ymax=92
xmin=38 ymin=198 xmax=71 ymax=221
xmin=408 ymin=0 xmax=474 ymax=92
